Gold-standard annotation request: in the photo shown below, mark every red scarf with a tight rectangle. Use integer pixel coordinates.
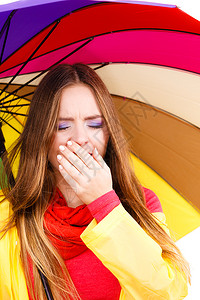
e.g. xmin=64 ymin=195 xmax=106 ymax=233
xmin=44 ymin=188 xmax=93 ymax=260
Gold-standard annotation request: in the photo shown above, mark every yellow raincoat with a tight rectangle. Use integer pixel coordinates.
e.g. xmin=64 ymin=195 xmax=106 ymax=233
xmin=0 ymin=197 xmax=188 ymax=300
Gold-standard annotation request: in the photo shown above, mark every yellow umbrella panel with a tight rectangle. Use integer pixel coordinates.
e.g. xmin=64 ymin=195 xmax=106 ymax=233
xmin=130 ymin=153 xmax=200 ymax=241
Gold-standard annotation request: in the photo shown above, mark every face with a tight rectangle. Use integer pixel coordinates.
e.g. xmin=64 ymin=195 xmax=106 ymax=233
xmin=48 ymin=83 xmax=110 ymax=171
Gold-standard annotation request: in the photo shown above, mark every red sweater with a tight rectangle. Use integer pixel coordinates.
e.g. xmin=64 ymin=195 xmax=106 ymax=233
xmin=28 ymin=188 xmax=163 ymax=300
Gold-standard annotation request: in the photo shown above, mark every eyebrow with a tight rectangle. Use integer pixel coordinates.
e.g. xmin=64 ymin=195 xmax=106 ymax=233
xmin=58 ymin=114 xmax=103 ymax=121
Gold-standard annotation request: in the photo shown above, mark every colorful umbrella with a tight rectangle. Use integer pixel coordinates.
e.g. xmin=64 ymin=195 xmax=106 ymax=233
xmin=0 ymin=1 xmax=199 ymax=298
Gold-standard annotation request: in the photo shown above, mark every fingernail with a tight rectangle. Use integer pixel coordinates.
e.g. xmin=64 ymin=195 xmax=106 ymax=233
xmin=67 ymin=140 xmax=73 ymax=146
xmin=59 ymin=164 xmax=63 ymax=170
xmin=59 ymin=145 xmax=65 ymax=151
xmin=57 ymin=154 xmax=62 ymax=161
xmin=94 ymin=148 xmax=98 ymax=155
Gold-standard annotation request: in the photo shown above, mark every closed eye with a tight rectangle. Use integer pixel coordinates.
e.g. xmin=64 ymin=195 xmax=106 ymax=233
xmin=89 ymin=125 xmax=103 ymax=129
xmin=58 ymin=125 xmax=70 ymax=131
xmin=58 ymin=124 xmax=103 ymax=131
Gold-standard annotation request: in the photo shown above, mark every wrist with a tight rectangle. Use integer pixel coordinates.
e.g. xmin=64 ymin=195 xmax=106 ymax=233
xmin=87 ymin=190 xmax=121 ymax=222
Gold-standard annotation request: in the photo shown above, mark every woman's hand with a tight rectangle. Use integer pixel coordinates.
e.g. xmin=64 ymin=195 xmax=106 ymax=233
xmin=57 ymin=141 xmax=113 ymax=205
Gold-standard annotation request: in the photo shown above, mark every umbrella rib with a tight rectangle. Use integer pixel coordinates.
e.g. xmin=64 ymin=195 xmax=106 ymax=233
xmin=2 ymin=95 xmax=26 ymax=117
xmin=2 ymin=92 xmax=18 ymax=117
xmin=0 ymin=20 xmax=59 ymax=97
xmin=1 ymin=105 xmax=25 ymax=127
xmin=0 ymin=38 xmax=93 ymax=104
xmin=0 ymin=14 xmax=11 ymax=65
xmin=0 ymin=110 xmax=27 ymax=117
xmin=0 ymin=116 xmax=21 ymax=134
xmin=94 ymin=63 xmax=109 ymax=70
xmin=0 ymin=10 xmax=17 ymax=64
xmin=1 ymin=103 xmax=30 ymax=108
xmin=0 ymin=90 xmax=16 ymax=120
xmin=3 ymin=112 xmax=24 ymax=127
xmin=1 ymin=92 xmax=33 ymax=106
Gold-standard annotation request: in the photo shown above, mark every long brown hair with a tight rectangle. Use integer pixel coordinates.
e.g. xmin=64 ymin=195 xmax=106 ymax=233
xmin=0 ymin=63 xmax=190 ymax=299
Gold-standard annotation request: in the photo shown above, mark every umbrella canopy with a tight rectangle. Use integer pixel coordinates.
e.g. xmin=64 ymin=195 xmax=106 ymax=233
xmin=0 ymin=2 xmax=200 ymax=297
xmin=0 ymin=0 xmax=199 ymax=225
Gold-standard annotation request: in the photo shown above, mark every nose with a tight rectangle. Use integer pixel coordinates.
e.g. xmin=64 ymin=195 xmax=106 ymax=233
xmin=68 ymin=123 xmax=90 ymax=148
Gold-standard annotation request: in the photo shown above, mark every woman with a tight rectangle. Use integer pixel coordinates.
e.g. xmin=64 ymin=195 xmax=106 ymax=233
xmin=0 ymin=64 xmax=190 ymax=300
